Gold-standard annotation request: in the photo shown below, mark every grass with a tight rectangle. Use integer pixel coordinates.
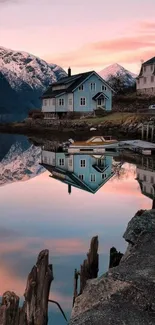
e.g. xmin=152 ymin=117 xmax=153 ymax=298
xmin=78 ymin=112 xmax=140 ymax=125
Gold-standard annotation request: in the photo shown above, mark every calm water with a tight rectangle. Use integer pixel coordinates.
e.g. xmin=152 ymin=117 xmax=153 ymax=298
xmin=0 ymin=134 xmax=153 ymax=323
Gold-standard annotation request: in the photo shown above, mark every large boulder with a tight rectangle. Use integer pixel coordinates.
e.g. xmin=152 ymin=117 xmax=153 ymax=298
xmin=70 ymin=210 xmax=155 ymax=325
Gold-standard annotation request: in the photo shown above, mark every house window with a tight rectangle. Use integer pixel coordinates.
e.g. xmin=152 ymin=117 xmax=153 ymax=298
xmin=151 ymin=176 xmax=154 ymax=183
xmin=90 ymin=174 xmax=96 ymax=182
xmin=151 ymin=76 xmax=154 ymax=83
xmin=69 ymin=98 xmax=72 ymax=105
xmin=80 ymin=97 xmax=86 ymax=106
xmin=98 ymin=98 xmax=102 ymax=106
xmin=80 ymin=159 xmax=86 ymax=167
xmin=68 ymin=158 xmax=73 ymax=167
xmin=44 ymin=156 xmax=47 ymax=163
xmin=151 ymin=187 xmax=154 ymax=194
xmin=79 ymin=174 xmax=84 ymax=181
xmin=102 ymin=174 xmax=106 ymax=179
xmin=143 ymin=175 xmax=146 ymax=181
xmin=90 ymin=83 xmax=96 ymax=91
xmin=101 ymin=85 xmax=106 ymax=91
xmin=44 ymin=99 xmax=47 ymax=106
xmin=52 ymin=98 xmax=56 ymax=105
xmin=144 ymin=77 xmax=147 ymax=84
xmin=59 ymin=158 xmax=65 ymax=166
xmin=79 ymin=85 xmax=84 ymax=91
xmin=59 ymin=98 xmax=64 ymax=106
xmin=143 ymin=66 xmax=146 ymax=72
xmin=151 ymin=65 xmax=154 ymax=71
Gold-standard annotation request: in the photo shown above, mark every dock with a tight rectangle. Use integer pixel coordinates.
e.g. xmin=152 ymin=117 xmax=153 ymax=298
xmin=119 ymin=140 xmax=155 ymax=155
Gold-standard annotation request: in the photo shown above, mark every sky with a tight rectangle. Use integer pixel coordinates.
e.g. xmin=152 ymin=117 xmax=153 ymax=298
xmin=0 ymin=0 xmax=155 ymax=74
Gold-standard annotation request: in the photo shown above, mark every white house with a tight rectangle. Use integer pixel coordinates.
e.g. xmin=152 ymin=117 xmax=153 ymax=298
xmin=136 ymin=57 xmax=155 ymax=96
xmin=136 ymin=166 xmax=155 ymax=199
xmin=41 ymin=68 xmax=114 ymax=118
xmin=41 ymin=147 xmax=114 ymax=194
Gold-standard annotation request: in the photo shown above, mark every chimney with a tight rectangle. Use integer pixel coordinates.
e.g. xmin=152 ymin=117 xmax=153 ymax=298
xmin=68 ymin=184 xmax=72 ymax=195
xmin=68 ymin=67 xmax=71 ymax=77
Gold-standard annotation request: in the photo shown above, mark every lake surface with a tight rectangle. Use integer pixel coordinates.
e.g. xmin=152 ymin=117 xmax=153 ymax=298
xmin=0 ymin=133 xmax=153 ymax=324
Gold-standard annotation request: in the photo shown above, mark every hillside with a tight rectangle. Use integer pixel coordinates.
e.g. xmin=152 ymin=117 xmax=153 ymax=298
xmin=0 ymin=46 xmax=67 ymax=120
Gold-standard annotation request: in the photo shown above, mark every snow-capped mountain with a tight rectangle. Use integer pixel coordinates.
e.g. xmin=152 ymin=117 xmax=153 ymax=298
xmin=0 ymin=138 xmax=44 ymax=186
xmin=0 ymin=46 xmax=67 ymax=118
xmin=99 ymin=63 xmax=137 ymax=87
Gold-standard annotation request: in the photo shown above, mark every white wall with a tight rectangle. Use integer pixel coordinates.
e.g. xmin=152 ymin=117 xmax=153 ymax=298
xmin=137 ymin=64 xmax=155 ymax=90
xmin=42 ymin=98 xmax=56 ymax=112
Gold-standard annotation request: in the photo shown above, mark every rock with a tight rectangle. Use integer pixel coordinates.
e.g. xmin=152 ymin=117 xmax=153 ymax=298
xmin=90 ymin=127 xmax=97 ymax=131
xmin=70 ymin=209 xmax=155 ymax=325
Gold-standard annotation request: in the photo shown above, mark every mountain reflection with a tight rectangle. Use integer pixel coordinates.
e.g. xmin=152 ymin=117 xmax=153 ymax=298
xmin=0 ymin=135 xmax=44 ymax=186
xmin=41 ymin=143 xmax=119 ymax=194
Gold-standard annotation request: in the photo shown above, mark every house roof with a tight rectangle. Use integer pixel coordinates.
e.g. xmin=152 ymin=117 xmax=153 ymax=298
xmin=42 ymin=89 xmax=65 ymax=99
xmin=143 ymin=57 xmax=155 ymax=66
xmin=42 ymin=70 xmax=114 ymax=99
xmin=137 ymin=57 xmax=155 ymax=78
xmin=92 ymin=92 xmax=109 ymax=101
xmin=41 ymin=162 xmax=115 ymax=194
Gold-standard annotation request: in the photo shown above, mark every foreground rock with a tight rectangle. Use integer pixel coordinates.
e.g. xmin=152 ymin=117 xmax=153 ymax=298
xmin=70 ymin=209 xmax=155 ymax=325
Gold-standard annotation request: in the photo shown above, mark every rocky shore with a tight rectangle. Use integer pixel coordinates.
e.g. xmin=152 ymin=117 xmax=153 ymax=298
xmin=70 ymin=209 xmax=155 ymax=325
xmin=0 ymin=112 xmax=152 ymax=140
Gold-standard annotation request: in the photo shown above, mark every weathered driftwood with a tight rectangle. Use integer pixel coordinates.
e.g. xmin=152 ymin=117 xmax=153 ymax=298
xmin=73 ymin=236 xmax=99 ymax=306
xmin=109 ymin=247 xmax=123 ymax=269
xmin=80 ymin=236 xmax=99 ymax=294
xmin=0 ymin=249 xmax=53 ymax=325
xmin=73 ymin=269 xmax=79 ymax=307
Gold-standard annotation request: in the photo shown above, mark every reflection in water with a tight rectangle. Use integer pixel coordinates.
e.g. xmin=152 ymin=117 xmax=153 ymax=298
xmin=0 ymin=135 xmax=155 ymax=324
xmin=41 ymin=145 xmax=117 ymax=194
xmin=135 ymin=156 xmax=155 ymax=208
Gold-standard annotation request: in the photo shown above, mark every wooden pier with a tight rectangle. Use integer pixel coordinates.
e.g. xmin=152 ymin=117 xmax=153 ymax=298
xmin=119 ymin=140 xmax=155 ymax=155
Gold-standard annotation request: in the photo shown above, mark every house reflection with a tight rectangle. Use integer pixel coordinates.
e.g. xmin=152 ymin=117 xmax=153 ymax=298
xmin=136 ymin=156 xmax=155 ymax=207
xmin=41 ymin=145 xmax=115 ymax=194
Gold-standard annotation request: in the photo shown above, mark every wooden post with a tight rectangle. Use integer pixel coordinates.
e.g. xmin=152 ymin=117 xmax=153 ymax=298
xmin=152 ymin=197 xmax=155 ymax=209
xmin=146 ymin=124 xmax=149 ymax=141
xmin=141 ymin=124 xmax=144 ymax=140
xmin=79 ymin=236 xmax=99 ymax=294
xmin=0 ymin=292 xmax=20 ymax=325
xmin=151 ymin=126 xmax=154 ymax=142
xmin=0 ymin=250 xmax=53 ymax=325
xmin=73 ymin=269 xmax=79 ymax=307
xmin=109 ymin=247 xmax=123 ymax=269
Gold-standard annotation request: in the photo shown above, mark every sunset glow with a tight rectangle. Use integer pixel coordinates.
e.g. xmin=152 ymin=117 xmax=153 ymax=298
xmin=1 ymin=0 xmax=155 ymax=74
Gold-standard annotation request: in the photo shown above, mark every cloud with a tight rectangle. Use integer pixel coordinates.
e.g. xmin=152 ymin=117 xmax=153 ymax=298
xmin=45 ymin=32 xmax=155 ymax=70
xmin=139 ymin=21 xmax=155 ymax=30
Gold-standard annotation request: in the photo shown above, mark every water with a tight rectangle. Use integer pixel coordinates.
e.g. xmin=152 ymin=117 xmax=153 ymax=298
xmin=0 ymin=134 xmax=153 ymax=324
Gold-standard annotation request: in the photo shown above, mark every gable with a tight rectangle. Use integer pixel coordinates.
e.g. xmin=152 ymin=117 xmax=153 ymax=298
xmin=72 ymin=71 xmax=114 ymax=93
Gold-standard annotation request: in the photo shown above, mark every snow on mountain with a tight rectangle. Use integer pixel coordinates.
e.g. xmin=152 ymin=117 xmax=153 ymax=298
xmin=0 ymin=141 xmax=44 ymax=186
xmin=0 ymin=46 xmax=66 ymax=91
xmin=0 ymin=46 xmax=67 ymax=118
xmin=99 ymin=63 xmax=137 ymax=87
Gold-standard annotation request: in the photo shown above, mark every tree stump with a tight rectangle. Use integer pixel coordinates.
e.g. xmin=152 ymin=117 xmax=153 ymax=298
xmin=0 ymin=250 xmax=53 ymax=325
xmin=109 ymin=247 xmax=123 ymax=269
xmin=80 ymin=236 xmax=99 ymax=294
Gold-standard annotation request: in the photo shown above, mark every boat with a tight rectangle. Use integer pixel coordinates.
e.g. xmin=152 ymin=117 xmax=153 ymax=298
xmin=67 ymin=136 xmax=118 ymax=154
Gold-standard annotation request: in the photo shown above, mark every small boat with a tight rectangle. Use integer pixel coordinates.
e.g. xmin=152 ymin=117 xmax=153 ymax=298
xmin=67 ymin=136 xmax=118 ymax=154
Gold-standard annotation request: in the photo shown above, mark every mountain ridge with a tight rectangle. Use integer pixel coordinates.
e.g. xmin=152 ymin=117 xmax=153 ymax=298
xmin=99 ymin=63 xmax=137 ymax=88
xmin=0 ymin=46 xmax=67 ymax=119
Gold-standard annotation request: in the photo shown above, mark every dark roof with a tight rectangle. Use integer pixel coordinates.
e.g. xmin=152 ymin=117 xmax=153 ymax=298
xmin=92 ymin=92 xmax=109 ymax=101
xmin=42 ymin=89 xmax=65 ymax=99
xmin=143 ymin=57 xmax=155 ymax=66
xmin=42 ymin=70 xmax=114 ymax=99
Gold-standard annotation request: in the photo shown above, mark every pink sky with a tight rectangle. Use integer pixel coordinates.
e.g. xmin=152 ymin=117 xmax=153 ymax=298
xmin=1 ymin=0 xmax=155 ymax=73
